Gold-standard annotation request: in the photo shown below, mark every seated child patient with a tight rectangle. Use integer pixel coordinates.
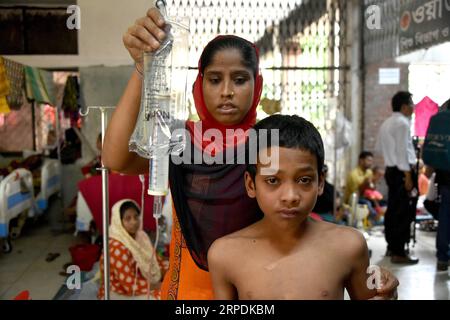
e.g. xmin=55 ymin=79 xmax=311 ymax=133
xmin=98 ymin=199 xmax=161 ymax=300
xmin=207 ymin=115 xmax=377 ymax=300
xmin=362 ymin=166 xmax=386 ymax=220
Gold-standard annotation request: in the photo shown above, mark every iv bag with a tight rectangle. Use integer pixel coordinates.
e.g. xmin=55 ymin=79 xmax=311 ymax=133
xmin=129 ymin=16 xmax=190 ymax=160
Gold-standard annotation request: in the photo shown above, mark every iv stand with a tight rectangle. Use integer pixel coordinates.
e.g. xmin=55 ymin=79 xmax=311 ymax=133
xmin=79 ymin=105 xmax=115 ymax=300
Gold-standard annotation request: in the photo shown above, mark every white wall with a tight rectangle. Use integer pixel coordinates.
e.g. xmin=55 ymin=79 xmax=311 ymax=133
xmin=4 ymin=0 xmax=155 ymax=68
xmin=409 ymin=63 xmax=450 ymax=106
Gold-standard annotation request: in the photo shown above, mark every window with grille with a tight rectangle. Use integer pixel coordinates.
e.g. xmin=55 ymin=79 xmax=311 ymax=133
xmin=0 ymin=6 xmax=78 ymax=55
xmin=167 ymin=0 xmax=349 ymax=184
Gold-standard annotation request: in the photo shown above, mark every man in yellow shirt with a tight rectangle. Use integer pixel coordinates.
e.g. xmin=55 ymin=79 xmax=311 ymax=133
xmin=344 ymin=151 xmax=374 ymax=204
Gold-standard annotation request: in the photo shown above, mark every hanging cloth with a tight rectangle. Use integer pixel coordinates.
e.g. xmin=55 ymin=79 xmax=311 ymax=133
xmin=0 ymin=57 xmax=11 ymax=114
xmin=62 ymin=75 xmax=80 ymax=112
xmin=0 ymin=97 xmax=10 ymax=114
xmin=3 ymin=57 xmax=24 ymax=110
xmin=414 ymin=96 xmax=439 ymax=137
xmin=40 ymin=69 xmax=56 ymax=107
xmin=24 ymin=66 xmax=53 ymax=105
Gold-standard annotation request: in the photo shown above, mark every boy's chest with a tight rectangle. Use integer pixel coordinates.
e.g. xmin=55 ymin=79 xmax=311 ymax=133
xmin=230 ymin=247 xmax=349 ymax=300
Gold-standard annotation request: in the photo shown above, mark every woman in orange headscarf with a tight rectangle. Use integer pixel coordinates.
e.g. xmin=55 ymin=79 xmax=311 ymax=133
xmin=98 ymin=200 xmax=161 ymax=300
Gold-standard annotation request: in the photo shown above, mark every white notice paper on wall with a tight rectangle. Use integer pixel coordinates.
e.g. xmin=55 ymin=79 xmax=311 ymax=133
xmin=379 ymin=68 xmax=400 ymax=85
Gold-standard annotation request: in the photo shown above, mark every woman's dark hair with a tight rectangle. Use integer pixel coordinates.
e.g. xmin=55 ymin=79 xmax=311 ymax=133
xmin=200 ymin=35 xmax=258 ymax=78
xmin=392 ymin=91 xmax=413 ymax=112
xmin=119 ymin=201 xmax=140 ymax=220
xmin=247 ymin=115 xmax=325 ymax=180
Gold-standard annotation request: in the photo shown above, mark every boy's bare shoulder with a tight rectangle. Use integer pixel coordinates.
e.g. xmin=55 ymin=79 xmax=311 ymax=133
xmin=315 ymin=220 xmax=364 ymax=237
xmin=313 ymin=220 xmax=368 ymax=257
xmin=224 ymin=221 xmax=263 ymax=240
xmin=208 ymin=223 xmax=261 ymax=261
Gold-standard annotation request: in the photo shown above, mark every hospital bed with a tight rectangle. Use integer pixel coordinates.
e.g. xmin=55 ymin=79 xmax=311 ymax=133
xmin=0 ymin=159 xmax=61 ymax=253
xmin=35 ymin=159 xmax=61 ymax=214
xmin=0 ymin=169 xmax=35 ymax=253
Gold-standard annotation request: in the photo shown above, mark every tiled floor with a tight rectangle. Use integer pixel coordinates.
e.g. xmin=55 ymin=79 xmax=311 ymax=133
xmin=0 ymin=221 xmax=76 ymax=300
xmin=367 ymin=226 xmax=450 ymax=300
xmin=0 ymin=162 xmax=85 ymax=300
xmin=1 ymin=219 xmax=449 ymax=300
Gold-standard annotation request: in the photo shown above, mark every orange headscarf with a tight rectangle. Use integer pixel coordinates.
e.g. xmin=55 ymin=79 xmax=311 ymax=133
xmin=186 ymin=35 xmax=263 ymax=154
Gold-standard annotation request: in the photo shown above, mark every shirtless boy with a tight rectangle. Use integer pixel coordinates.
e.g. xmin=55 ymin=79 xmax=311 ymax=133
xmin=208 ymin=115 xmax=377 ymax=300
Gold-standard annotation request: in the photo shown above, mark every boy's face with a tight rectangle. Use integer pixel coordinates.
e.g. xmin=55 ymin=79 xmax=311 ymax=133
xmin=245 ymin=147 xmax=324 ymax=223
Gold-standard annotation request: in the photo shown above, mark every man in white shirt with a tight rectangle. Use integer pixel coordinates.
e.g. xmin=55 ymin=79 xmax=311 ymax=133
xmin=376 ymin=91 xmax=419 ymax=264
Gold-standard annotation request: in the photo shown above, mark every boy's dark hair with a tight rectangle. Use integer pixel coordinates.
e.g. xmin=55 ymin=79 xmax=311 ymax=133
xmin=119 ymin=201 xmax=140 ymax=220
xmin=200 ymin=35 xmax=258 ymax=78
xmin=359 ymin=151 xmax=373 ymax=160
xmin=247 ymin=115 xmax=324 ymax=180
xmin=392 ymin=91 xmax=413 ymax=112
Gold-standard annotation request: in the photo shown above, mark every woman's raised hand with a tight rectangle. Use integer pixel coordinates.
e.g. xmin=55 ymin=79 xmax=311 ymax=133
xmin=122 ymin=8 xmax=167 ymax=66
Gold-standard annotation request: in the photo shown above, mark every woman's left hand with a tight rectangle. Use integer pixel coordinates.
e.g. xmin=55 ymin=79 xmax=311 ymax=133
xmin=369 ymin=266 xmax=399 ymax=300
